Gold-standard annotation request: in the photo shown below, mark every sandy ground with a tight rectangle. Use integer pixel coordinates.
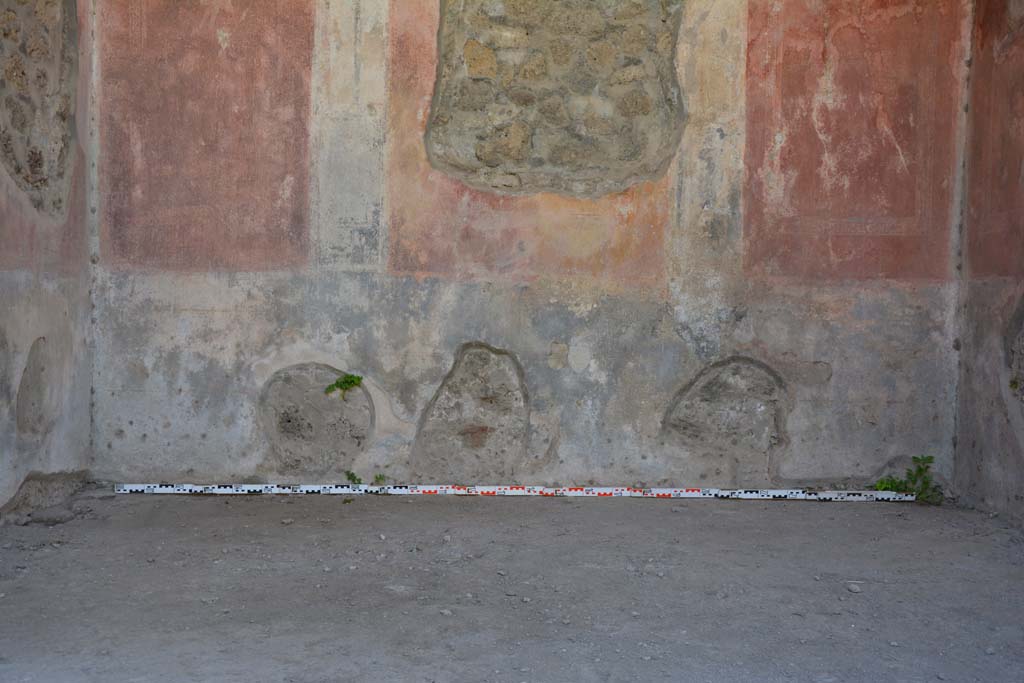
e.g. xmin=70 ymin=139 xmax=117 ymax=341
xmin=1 ymin=489 xmax=1022 ymax=682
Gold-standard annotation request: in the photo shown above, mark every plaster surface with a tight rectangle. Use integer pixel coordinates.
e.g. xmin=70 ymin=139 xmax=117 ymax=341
xmin=744 ymin=0 xmax=967 ymax=281
xmin=98 ymin=0 xmax=314 ymax=270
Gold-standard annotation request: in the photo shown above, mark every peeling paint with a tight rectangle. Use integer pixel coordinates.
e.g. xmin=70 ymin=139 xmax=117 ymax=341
xmin=744 ymin=0 xmax=968 ymax=281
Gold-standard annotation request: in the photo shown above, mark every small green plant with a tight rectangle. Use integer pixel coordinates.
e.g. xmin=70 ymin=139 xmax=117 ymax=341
xmin=345 ymin=470 xmax=363 ymax=486
xmin=373 ymin=473 xmax=387 ymax=485
xmin=875 ymin=456 xmax=944 ymax=505
xmin=325 ymin=373 xmax=363 ymax=400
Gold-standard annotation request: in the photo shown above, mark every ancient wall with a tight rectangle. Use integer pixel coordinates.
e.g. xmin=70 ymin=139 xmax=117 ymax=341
xmin=77 ymin=0 xmax=974 ymax=495
xmin=0 ymin=0 xmax=91 ymax=510
xmin=956 ymin=0 xmax=1024 ymax=521
xmin=4 ymin=0 xmax=1018 ymax=516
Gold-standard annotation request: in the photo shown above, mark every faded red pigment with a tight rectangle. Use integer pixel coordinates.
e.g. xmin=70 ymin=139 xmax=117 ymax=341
xmin=99 ymin=0 xmax=313 ymax=271
xmin=967 ymin=0 xmax=1024 ymax=279
xmin=0 ymin=159 xmax=86 ymax=273
xmin=744 ymin=0 xmax=967 ymax=281
xmin=386 ymin=0 xmax=670 ymax=295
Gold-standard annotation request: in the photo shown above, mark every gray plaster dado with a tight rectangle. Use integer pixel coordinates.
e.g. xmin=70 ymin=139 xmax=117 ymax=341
xmin=88 ymin=265 xmax=958 ymax=490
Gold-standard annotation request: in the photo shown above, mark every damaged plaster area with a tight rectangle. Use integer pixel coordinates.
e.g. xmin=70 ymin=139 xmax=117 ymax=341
xmin=258 ymin=364 xmax=375 ymax=476
xmin=662 ymin=357 xmax=789 ymax=487
xmin=425 ymin=0 xmax=685 ymax=198
xmin=1012 ymin=334 xmax=1024 ymax=402
xmin=15 ymin=337 xmax=53 ymax=437
xmin=0 ymin=328 xmax=11 ymax=412
xmin=0 ymin=0 xmax=77 ymax=215
xmin=14 ymin=331 xmax=70 ymax=443
xmin=1007 ymin=301 xmax=1024 ymax=402
xmin=412 ymin=343 xmax=530 ymax=483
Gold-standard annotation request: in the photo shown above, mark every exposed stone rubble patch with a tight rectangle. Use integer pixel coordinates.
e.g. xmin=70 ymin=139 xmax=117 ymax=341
xmin=426 ymin=0 xmax=685 ymax=198
xmin=0 ymin=0 xmax=77 ymax=215
xmin=258 ymin=363 xmax=375 ymax=476
xmin=662 ymin=357 xmax=789 ymax=487
xmin=413 ymin=343 xmax=530 ymax=483
xmin=0 ymin=471 xmax=87 ymax=525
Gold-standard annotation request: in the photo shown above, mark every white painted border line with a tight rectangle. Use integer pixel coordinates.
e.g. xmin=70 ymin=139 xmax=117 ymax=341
xmin=114 ymin=484 xmax=915 ymax=503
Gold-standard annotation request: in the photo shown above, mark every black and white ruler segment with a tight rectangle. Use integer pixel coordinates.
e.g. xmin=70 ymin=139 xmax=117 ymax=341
xmin=114 ymin=484 xmax=915 ymax=503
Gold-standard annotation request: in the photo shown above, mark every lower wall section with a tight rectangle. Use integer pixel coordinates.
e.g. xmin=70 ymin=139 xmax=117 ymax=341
xmin=956 ymin=278 xmax=1024 ymax=522
xmin=0 ymin=272 xmax=92 ymax=509
xmin=89 ymin=270 xmax=957 ymax=490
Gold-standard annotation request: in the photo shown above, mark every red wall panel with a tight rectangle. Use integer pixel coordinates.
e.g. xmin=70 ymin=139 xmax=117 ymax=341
xmin=967 ymin=0 xmax=1024 ymax=279
xmin=100 ymin=0 xmax=313 ymax=271
xmin=745 ymin=0 xmax=967 ymax=281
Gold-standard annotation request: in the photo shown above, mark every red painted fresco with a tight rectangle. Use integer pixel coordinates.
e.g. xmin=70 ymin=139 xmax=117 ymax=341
xmin=745 ymin=0 xmax=967 ymax=281
xmin=99 ymin=0 xmax=313 ymax=271
xmin=967 ymin=0 xmax=1024 ymax=279
xmin=0 ymin=178 xmax=38 ymax=270
xmin=386 ymin=0 xmax=669 ymax=294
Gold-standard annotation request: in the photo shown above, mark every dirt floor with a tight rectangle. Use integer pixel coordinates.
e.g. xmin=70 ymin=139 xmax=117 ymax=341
xmin=1 ymin=489 xmax=1022 ymax=682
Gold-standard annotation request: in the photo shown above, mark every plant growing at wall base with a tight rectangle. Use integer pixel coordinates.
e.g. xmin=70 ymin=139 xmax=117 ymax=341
xmin=345 ymin=471 xmax=363 ymax=486
xmin=373 ymin=474 xmax=387 ymax=485
xmin=325 ymin=373 xmax=363 ymax=400
xmin=874 ymin=456 xmax=944 ymax=505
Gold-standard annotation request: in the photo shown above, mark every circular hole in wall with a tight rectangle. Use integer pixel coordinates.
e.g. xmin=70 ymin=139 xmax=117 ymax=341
xmin=258 ymin=363 xmax=375 ymax=476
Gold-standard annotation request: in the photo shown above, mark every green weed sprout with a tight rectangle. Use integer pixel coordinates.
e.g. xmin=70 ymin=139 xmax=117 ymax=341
xmin=325 ymin=373 xmax=363 ymax=400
